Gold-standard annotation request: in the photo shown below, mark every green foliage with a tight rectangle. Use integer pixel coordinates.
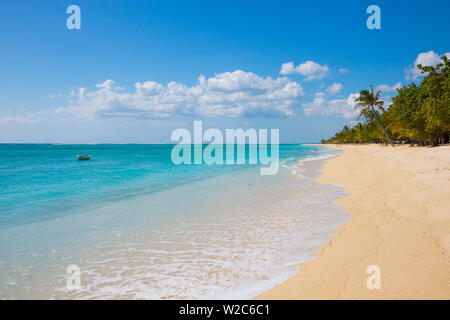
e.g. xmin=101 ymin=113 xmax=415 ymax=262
xmin=322 ymin=56 xmax=449 ymax=146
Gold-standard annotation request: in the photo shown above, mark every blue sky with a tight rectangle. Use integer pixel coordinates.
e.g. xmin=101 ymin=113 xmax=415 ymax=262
xmin=0 ymin=0 xmax=449 ymax=143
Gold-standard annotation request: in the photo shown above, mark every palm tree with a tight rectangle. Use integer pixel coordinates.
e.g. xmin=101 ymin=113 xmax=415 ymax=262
xmin=355 ymin=85 xmax=395 ymax=147
xmin=355 ymin=122 xmax=363 ymax=143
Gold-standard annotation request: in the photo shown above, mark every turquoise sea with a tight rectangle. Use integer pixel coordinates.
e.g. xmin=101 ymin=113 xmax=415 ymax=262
xmin=0 ymin=144 xmax=347 ymax=299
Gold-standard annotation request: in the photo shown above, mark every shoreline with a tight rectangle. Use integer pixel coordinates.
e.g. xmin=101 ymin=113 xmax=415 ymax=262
xmin=0 ymin=144 xmax=347 ymax=299
xmin=256 ymin=144 xmax=450 ymax=299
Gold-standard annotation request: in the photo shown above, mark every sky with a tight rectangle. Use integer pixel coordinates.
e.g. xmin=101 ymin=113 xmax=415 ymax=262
xmin=0 ymin=0 xmax=449 ymax=143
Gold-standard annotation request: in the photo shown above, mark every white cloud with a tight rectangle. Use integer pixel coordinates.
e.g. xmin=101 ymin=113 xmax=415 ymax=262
xmin=14 ymin=71 xmax=305 ymax=122
xmin=280 ymin=61 xmax=330 ymax=81
xmin=96 ymin=79 xmax=115 ymax=90
xmin=326 ymin=83 xmax=343 ymax=95
xmin=381 ymin=96 xmax=393 ymax=108
xmin=375 ymin=82 xmax=401 ymax=93
xmin=338 ymin=68 xmax=349 ymax=74
xmin=303 ymin=92 xmax=360 ymax=119
xmin=405 ymin=51 xmax=450 ymax=80
xmin=0 ymin=113 xmax=42 ymax=123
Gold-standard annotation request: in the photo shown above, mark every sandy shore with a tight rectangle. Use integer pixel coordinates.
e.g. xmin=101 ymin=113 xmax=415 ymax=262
xmin=257 ymin=144 xmax=450 ymax=299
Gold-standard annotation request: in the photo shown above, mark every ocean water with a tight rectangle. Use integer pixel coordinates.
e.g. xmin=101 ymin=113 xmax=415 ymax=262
xmin=0 ymin=144 xmax=347 ymax=299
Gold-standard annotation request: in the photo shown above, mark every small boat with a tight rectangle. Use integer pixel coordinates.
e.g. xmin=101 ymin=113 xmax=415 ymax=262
xmin=77 ymin=155 xmax=92 ymax=160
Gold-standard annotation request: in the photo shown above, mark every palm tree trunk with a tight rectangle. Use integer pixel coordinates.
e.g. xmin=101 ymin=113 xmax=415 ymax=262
xmin=371 ymin=106 xmax=395 ymax=147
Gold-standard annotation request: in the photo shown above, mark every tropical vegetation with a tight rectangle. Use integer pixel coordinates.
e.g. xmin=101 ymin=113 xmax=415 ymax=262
xmin=322 ymin=55 xmax=449 ymax=146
